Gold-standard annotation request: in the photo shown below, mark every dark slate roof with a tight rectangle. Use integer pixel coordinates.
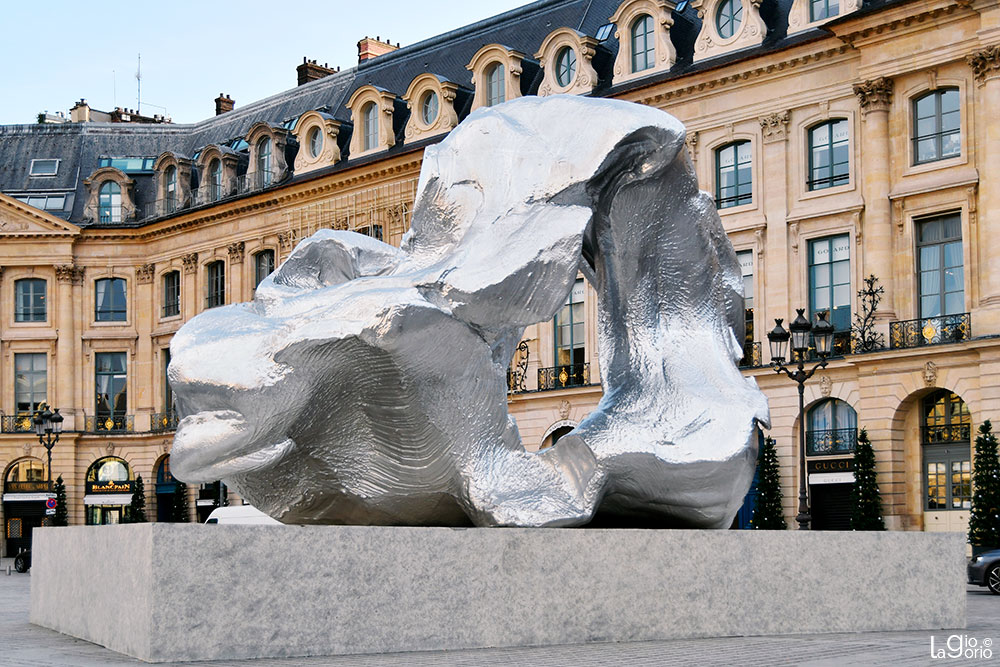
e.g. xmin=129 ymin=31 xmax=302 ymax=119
xmin=0 ymin=0 xmax=911 ymax=227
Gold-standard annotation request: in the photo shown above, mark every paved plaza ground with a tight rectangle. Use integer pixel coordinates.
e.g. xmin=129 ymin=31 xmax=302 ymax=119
xmin=2 ymin=557 xmax=997 ymax=666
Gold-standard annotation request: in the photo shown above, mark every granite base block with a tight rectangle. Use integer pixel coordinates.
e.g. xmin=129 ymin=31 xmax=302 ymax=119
xmin=29 ymin=525 xmax=966 ymax=663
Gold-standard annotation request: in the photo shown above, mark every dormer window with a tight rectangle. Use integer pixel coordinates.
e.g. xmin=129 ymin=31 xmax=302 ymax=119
xmin=209 ymin=159 xmax=223 ymax=201
xmin=555 ymin=47 xmax=577 ymax=87
xmin=631 ymin=15 xmax=655 ymax=72
xmin=486 ymin=63 xmax=505 ymax=106
xmin=421 ymin=91 xmax=439 ymax=125
xmin=29 ymin=159 xmax=59 ymax=177
xmin=811 ymin=0 xmax=838 ymax=20
xmin=363 ymin=102 xmax=378 ymax=151
xmin=788 ymin=0 xmax=858 ymax=34
xmin=99 ymin=181 xmax=121 ymax=223
xmin=610 ymin=1 xmax=676 ymax=86
xmin=164 ymin=166 xmax=177 ymax=213
xmin=466 ymin=44 xmax=533 ymax=111
xmin=257 ymin=138 xmax=272 ymax=187
xmin=307 ymin=127 xmax=323 ymax=158
xmin=292 ymin=110 xmax=345 ymax=174
xmin=716 ymin=0 xmax=742 ymax=39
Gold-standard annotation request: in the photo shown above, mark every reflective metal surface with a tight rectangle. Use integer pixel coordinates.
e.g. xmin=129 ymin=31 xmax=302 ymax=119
xmin=169 ymin=95 xmax=769 ymax=527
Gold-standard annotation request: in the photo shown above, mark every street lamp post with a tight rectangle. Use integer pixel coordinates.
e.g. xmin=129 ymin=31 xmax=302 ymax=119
xmin=33 ymin=405 xmax=64 ymax=486
xmin=766 ymin=309 xmax=835 ymax=530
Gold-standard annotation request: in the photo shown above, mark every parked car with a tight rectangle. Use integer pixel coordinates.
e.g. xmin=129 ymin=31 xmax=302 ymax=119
xmin=13 ymin=548 xmax=30 ymax=573
xmin=968 ymin=548 xmax=1000 ymax=594
xmin=204 ymin=505 xmax=281 ymax=525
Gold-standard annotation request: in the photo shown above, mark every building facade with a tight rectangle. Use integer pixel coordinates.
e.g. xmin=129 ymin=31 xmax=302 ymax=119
xmin=2 ymin=0 xmax=999 ymax=553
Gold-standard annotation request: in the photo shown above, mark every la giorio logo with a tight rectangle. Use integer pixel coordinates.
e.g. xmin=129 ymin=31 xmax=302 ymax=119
xmin=930 ymin=634 xmax=993 ymax=659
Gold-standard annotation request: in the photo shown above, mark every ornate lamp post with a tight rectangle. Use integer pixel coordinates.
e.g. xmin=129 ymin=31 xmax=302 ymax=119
xmin=766 ymin=309 xmax=835 ymax=530
xmin=33 ymin=405 xmax=64 ymax=485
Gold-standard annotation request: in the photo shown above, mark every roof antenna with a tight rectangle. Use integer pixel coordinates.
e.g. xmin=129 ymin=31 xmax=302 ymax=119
xmin=136 ymin=53 xmax=142 ymax=115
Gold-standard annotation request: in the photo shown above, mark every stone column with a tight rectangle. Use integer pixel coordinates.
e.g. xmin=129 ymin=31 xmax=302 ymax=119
xmin=758 ymin=110 xmax=791 ymax=361
xmin=968 ymin=46 xmax=1000 ymax=325
xmin=227 ymin=242 xmax=245 ymax=303
xmin=852 ymin=77 xmax=895 ymax=323
xmin=182 ymin=252 xmax=199 ymax=320
xmin=54 ymin=264 xmax=84 ymax=422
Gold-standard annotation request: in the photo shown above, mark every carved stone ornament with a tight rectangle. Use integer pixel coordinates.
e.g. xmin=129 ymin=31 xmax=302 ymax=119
xmin=853 ymin=77 xmax=893 ymax=114
xmin=0 ymin=217 xmax=30 ymax=233
xmin=55 ymin=264 xmax=85 ymax=284
xmin=135 ymin=263 xmax=155 ymax=284
xmin=182 ymin=253 xmax=199 ymax=274
xmin=924 ymin=360 xmax=937 ymax=387
xmin=967 ymin=45 xmax=1000 ymax=86
xmin=819 ymin=375 xmax=832 ymax=398
xmin=23 ymin=442 xmax=32 ymax=455
xmin=106 ymin=443 xmax=115 ymax=456
xmin=759 ymin=111 xmax=790 ymax=143
xmin=558 ymin=399 xmax=571 ymax=419
xmin=228 ymin=242 xmax=246 ymax=264
xmin=685 ymin=131 xmax=699 ymax=163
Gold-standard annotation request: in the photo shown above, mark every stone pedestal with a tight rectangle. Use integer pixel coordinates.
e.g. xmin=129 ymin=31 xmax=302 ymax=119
xmin=29 ymin=525 xmax=965 ymax=663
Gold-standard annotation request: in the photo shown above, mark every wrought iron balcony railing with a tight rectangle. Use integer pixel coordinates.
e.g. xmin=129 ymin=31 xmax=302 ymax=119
xmin=142 ymin=195 xmax=190 ymax=220
xmin=923 ymin=423 xmax=971 ymax=444
xmin=84 ymin=414 xmax=135 ymax=434
xmin=150 ymin=410 xmax=180 ymax=433
xmin=1 ymin=414 xmax=36 ymax=433
xmin=506 ymin=341 xmax=530 ymax=394
xmin=738 ymin=342 xmax=762 ymax=368
xmin=889 ymin=313 xmax=970 ymax=350
xmin=538 ymin=363 xmax=590 ymax=391
xmin=237 ymin=170 xmax=277 ymax=194
xmin=806 ymin=428 xmax=858 ymax=456
xmin=196 ymin=181 xmax=235 ymax=205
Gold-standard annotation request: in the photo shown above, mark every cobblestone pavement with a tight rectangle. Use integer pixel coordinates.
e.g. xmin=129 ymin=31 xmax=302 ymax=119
xmin=2 ymin=557 xmax=997 ymax=666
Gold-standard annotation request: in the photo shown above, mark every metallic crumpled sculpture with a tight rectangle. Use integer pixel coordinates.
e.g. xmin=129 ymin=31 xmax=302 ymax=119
xmin=169 ymin=95 xmax=770 ymax=528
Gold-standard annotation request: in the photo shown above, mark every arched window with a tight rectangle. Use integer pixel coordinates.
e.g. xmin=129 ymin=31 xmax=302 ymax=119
xmin=806 ymin=398 xmax=857 ymax=455
xmin=98 ymin=181 xmax=122 ymax=223
xmin=164 ymin=165 xmax=177 ymax=213
xmin=808 ymin=119 xmax=850 ymax=190
xmin=363 ymin=102 xmax=379 ymax=151
xmin=14 ymin=278 xmax=47 ymax=322
xmin=922 ymin=390 xmax=971 ymax=510
xmin=716 ymin=0 xmax=743 ymax=39
xmin=555 ymin=46 xmax=577 ymax=87
xmin=912 ymin=88 xmax=960 ymax=165
xmin=86 ymin=457 xmax=132 ymax=483
xmin=715 ymin=141 xmax=752 ymax=208
xmin=485 ymin=63 xmax=505 ymax=107
xmin=421 ymin=90 xmax=439 ymax=125
xmin=5 ymin=458 xmax=47 ymax=485
xmin=209 ymin=159 xmax=223 ymax=201
xmin=257 ymin=138 xmax=272 ymax=187
xmin=540 ymin=425 xmax=575 ymax=450
xmin=630 ymin=15 xmax=654 ymax=73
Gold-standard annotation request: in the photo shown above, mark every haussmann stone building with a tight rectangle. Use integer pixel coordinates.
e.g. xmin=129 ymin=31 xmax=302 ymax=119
xmin=2 ymin=0 xmax=999 ymax=555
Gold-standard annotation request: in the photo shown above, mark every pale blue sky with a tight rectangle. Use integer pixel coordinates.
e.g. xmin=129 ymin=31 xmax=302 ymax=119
xmin=0 ymin=1 xmax=528 ymax=126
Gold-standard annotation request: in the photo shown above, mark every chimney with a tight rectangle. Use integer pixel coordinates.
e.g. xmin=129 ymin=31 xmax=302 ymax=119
xmin=357 ymin=36 xmax=399 ymax=63
xmin=297 ymin=57 xmax=338 ymax=86
xmin=70 ymin=99 xmax=91 ymax=123
xmin=215 ymin=93 xmax=235 ymax=116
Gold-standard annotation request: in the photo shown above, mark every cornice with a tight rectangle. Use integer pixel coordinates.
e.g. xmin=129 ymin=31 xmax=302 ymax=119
xmin=832 ymin=0 xmax=971 ymax=48
xmin=630 ymin=44 xmax=852 ymax=107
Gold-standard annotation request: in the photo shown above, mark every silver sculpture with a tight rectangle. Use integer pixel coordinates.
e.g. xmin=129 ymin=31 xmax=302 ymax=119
xmin=169 ymin=95 xmax=770 ymax=528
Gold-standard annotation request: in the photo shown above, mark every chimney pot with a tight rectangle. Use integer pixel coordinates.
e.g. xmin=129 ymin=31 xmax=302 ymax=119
xmin=215 ymin=93 xmax=235 ymax=115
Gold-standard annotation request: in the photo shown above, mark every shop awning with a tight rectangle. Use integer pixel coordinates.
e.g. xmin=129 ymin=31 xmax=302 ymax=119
xmin=2 ymin=493 xmax=53 ymax=502
xmin=84 ymin=494 xmax=133 ymax=506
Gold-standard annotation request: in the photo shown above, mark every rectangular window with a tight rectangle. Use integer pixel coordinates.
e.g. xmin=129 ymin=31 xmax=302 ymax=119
xmin=97 ymin=157 xmax=155 ymax=172
xmin=29 ymin=159 xmax=59 ymax=176
xmin=162 ymin=348 xmax=173 ymax=413
xmin=737 ymin=250 xmax=754 ymax=351
xmin=14 ymin=279 xmax=47 ymax=322
xmin=554 ymin=279 xmax=585 ymax=367
xmin=716 ymin=141 xmax=752 ymax=208
xmin=917 ymin=214 xmax=963 ymax=318
xmin=206 ymin=261 xmax=225 ymax=308
xmin=162 ymin=271 xmax=180 ymax=317
xmin=810 ymin=0 xmax=839 ymax=21
xmin=95 ymin=278 xmax=127 ymax=321
xmin=14 ymin=353 xmax=46 ymax=413
xmin=809 ymin=235 xmax=851 ymax=355
xmin=913 ymin=89 xmax=960 ymax=165
xmin=254 ymin=250 xmax=275 ymax=289
xmin=808 ymin=119 xmax=850 ymax=191
xmin=95 ymin=352 xmax=127 ymax=418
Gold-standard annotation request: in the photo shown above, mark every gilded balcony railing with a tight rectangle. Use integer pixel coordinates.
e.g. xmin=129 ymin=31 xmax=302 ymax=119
xmin=889 ymin=313 xmax=970 ymax=350
xmin=84 ymin=414 xmax=134 ymax=434
xmin=923 ymin=423 xmax=971 ymax=444
xmin=1 ymin=414 xmax=36 ymax=433
xmin=806 ymin=428 xmax=858 ymax=456
xmin=150 ymin=410 xmax=179 ymax=433
xmin=738 ymin=342 xmax=762 ymax=369
xmin=538 ymin=363 xmax=590 ymax=391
